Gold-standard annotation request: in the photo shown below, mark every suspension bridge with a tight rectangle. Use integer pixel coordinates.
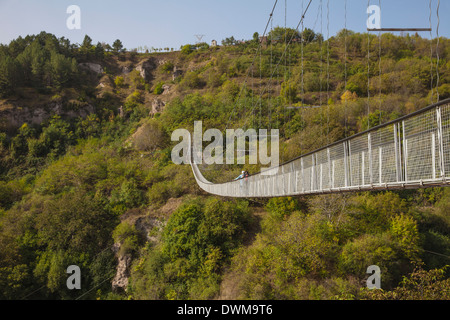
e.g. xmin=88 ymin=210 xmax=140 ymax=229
xmin=187 ymin=0 xmax=447 ymax=198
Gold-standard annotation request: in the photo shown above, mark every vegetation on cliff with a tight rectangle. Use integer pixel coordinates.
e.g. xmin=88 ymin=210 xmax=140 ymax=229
xmin=0 ymin=29 xmax=449 ymax=300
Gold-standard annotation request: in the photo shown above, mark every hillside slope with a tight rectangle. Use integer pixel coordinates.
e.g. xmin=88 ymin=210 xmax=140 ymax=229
xmin=0 ymin=31 xmax=450 ymax=300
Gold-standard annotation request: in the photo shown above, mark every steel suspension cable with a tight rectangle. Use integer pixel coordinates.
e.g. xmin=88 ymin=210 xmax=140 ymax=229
xmin=326 ymin=0 xmax=330 ymax=144
xmin=367 ymin=0 xmax=371 ymax=131
xmin=429 ymin=0 xmax=434 ymax=104
xmin=224 ymin=0 xmax=280 ymax=131
xmin=344 ymin=0 xmax=348 ymax=137
xmin=240 ymin=0 xmax=314 ymax=130
xmin=436 ymin=0 xmax=440 ymax=102
xmin=378 ymin=0 xmax=382 ymax=126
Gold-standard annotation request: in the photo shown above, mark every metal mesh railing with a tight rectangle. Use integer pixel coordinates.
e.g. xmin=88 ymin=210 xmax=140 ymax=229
xmin=189 ymin=99 xmax=450 ymax=198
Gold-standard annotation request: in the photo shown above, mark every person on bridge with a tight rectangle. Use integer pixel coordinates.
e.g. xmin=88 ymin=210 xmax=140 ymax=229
xmin=234 ymin=171 xmax=249 ymax=181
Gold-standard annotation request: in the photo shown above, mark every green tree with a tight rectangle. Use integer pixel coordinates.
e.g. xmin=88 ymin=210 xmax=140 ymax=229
xmin=180 ymin=72 xmax=205 ymax=90
xmin=112 ymin=39 xmax=124 ymax=53
xmin=114 ymin=76 xmax=125 ymax=88
xmin=112 ymin=222 xmax=142 ymax=256
xmin=95 ymin=42 xmax=105 ymax=59
xmin=153 ymin=81 xmax=164 ymax=95
xmin=280 ymin=81 xmax=298 ymax=105
xmin=49 ymin=52 xmax=77 ymax=88
xmin=253 ymin=32 xmax=260 ymax=43
xmin=10 ymin=123 xmax=36 ymax=160
xmin=302 ymin=27 xmax=320 ymax=43
xmin=0 ymin=55 xmax=17 ymax=97
xmin=81 ymin=35 xmax=93 ymax=49
xmin=363 ymin=265 xmax=450 ymax=300
xmin=265 ymin=197 xmax=298 ymax=220
xmin=37 ymin=115 xmax=75 ymax=159
xmin=390 ymin=214 xmax=421 ymax=261
xmin=35 ymin=190 xmax=117 ymax=255
xmin=181 ymin=44 xmax=193 ymax=55
xmin=221 ymin=36 xmax=237 ymax=46
xmin=268 ymin=27 xmax=300 ymax=43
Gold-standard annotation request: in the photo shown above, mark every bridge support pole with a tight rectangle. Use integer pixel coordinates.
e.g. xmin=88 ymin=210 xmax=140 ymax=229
xmin=344 ymin=142 xmax=349 ymax=187
xmin=437 ymin=107 xmax=446 ymax=178
xmin=368 ymin=133 xmax=373 ymax=185
xmin=394 ymin=124 xmax=402 ymax=182
xmin=402 ymin=121 xmax=408 ymax=183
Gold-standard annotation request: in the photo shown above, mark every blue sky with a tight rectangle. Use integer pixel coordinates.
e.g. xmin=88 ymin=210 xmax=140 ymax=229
xmin=0 ymin=0 xmax=448 ymax=49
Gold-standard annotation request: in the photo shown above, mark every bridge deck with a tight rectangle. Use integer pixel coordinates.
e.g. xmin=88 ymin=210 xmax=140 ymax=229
xmin=189 ymin=99 xmax=450 ymax=198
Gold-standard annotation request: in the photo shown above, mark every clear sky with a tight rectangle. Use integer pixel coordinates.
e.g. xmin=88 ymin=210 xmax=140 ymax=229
xmin=0 ymin=0 xmax=448 ymax=50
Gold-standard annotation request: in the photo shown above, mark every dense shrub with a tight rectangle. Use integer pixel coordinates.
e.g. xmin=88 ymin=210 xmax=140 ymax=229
xmin=130 ymin=197 xmax=252 ymax=299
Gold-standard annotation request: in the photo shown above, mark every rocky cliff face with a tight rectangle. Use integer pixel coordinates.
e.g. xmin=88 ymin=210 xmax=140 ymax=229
xmin=136 ymin=58 xmax=157 ymax=82
xmin=78 ymin=63 xmax=104 ymax=74
xmin=111 ymin=199 xmax=182 ymax=293
xmin=111 ymin=248 xmax=132 ymax=293
xmin=0 ymin=100 xmax=95 ymax=132
xmin=111 ymin=214 xmax=165 ymax=293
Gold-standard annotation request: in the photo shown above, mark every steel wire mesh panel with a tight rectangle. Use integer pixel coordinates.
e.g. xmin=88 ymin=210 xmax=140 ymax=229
xmin=348 ymin=134 xmax=369 ymax=187
xmin=288 ymin=163 xmax=296 ymax=194
xmin=302 ymin=157 xmax=312 ymax=192
xmin=190 ymin=101 xmax=450 ymax=198
xmin=329 ymin=143 xmax=346 ymax=188
xmin=371 ymin=125 xmax=398 ymax=184
xmin=441 ymin=104 xmax=450 ymax=178
xmin=282 ymin=173 xmax=289 ymax=195
xmin=404 ymin=109 xmax=437 ymax=182
xmin=315 ymin=148 xmax=330 ymax=190
xmin=295 ymin=159 xmax=303 ymax=193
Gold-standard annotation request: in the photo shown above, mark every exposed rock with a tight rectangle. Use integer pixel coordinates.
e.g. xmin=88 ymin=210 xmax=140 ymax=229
xmin=158 ymin=59 xmax=168 ymax=66
xmin=0 ymin=101 xmax=95 ymax=131
xmin=135 ymin=216 xmax=164 ymax=242
xmin=151 ymin=98 xmax=166 ymax=114
xmin=172 ymin=66 xmax=183 ymax=81
xmin=78 ymin=63 xmax=103 ymax=74
xmin=136 ymin=58 xmax=157 ymax=81
xmin=111 ymin=253 xmax=132 ymax=293
xmin=121 ymin=65 xmax=133 ymax=75
xmin=111 ymin=213 xmax=165 ymax=293
xmin=161 ymin=84 xmax=171 ymax=95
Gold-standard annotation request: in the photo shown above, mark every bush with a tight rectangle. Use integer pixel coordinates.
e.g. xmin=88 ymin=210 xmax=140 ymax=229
xmin=109 ymin=179 xmax=145 ymax=215
xmin=124 ymin=90 xmax=144 ymax=111
xmin=114 ymin=76 xmax=125 ymax=88
xmin=232 ymin=212 xmax=338 ymax=299
xmin=153 ymin=82 xmax=164 ymax=95
xmin=129 ymin=70 xmax=145 ymax=90
xmin=181 ymin=44 xmax=193 ymax=55
xmin=180 ymin=72 xmax=205 ymax=90
xmin=362 ymin=265 xmax=450 ymax=300
xmin=0 ymin=178 xmax=31 ymax=209
xmin=130 ymin=197 xmax=251 ymax=299
xmin=131 ymin=119 xmax=168 ymax=152
xmin=265 ymin=197 xmax=298 ymax=220
xmin=389 ymin=214 xmax=421 ymax=261
xmin=112 ymin=222 xmax=141 ymax=255
xmin=338 ymin=233 xmax=410 ymax=289
xmin=161 ymin=61 xmax=174 ymax=73
xmin=147 ymin=181 xmax=182 ymax=207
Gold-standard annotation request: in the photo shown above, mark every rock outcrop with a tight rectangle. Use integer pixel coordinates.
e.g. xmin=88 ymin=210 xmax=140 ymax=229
xmin=172 ymin=66 xmax=183 ymax=81
xmin=111 ymin=250 xmax=132 ymax=293
xmin=111 ymin=213 xmax=165 ymax=293
xmin=151 ymin=98 xmax=166 ymax=114
xmin=0 ymin=101 xmax=95 ymax=131
xmin=136 ymin=58 xmax=157 ymax=81
xmin=78 ymin=63 xmax=103 ymax=74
